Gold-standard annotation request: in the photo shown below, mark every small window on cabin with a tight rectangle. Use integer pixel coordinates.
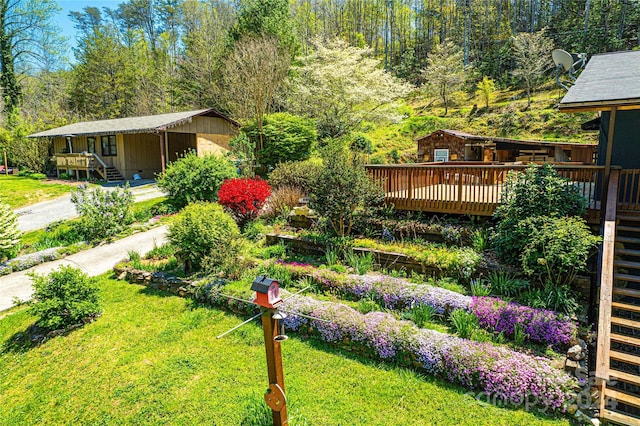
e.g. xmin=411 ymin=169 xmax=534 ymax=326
xmin=434 ymin=149 xmax=449 ymax=162
xmin=87 ymin=137 xmax=96 ymax=154
xmin=101 ymin=135 xmax=117 ymax=156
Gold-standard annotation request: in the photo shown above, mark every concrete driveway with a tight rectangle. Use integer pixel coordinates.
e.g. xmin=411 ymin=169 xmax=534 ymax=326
xmin=14 ymin=183 xmax=165 ymax=232
xmin=0 ymin=225 xmax=168 ymax=312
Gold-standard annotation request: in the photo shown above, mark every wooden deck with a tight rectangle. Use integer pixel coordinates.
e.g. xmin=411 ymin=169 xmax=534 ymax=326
xmin=367 ymin=163 xmax=604 ymax=217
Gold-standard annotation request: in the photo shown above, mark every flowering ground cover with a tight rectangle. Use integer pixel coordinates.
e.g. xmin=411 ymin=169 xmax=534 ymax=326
xmin=277 ymin=263 xmax=577 ymax=348
xmin=0 ymin=276 xmax=570 ymax=425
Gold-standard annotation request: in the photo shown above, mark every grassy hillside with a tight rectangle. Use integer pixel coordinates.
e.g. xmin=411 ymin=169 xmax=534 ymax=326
xmin=366 ymin=83 xmax=599 ymax=163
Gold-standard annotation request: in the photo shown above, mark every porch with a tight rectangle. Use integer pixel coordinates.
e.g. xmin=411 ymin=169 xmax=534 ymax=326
xmin=365 ymin=163 xmax=640 ymax=220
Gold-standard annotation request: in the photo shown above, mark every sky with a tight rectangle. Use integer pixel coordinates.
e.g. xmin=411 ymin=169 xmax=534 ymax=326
xmin=53 ymin=0 xmax=121 ymax=57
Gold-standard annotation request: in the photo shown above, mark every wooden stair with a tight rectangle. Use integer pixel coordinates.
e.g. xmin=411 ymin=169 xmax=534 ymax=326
xmin=599 ymin=195 xmax=640 ymax=424
xmin=104 ymin=166 xmax=125 ymax=182
xmin=595 ymin=170 xmax=640 ymax=425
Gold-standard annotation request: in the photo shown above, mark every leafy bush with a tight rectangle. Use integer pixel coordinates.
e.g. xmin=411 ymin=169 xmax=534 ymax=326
xmin=168 ymin=202 xmax=241 ymax=272
xmin=521 ymin=216 xmax=600 ymax=287
xmin=493 ymin=164 xmax=586 ymax=264
xmin=0 ymin=199 xmax=21 ymax=260
xmin=268 ymin=159 xmax=322 ymax=192
xmin=263 ymin=185 xmax=305 ymax=219
xmin=157 ymin=152 xmax=237 ymax=208
xmin=311 ymin=143 xmax=384 ymax=236
xmin=241 ymin=112 xmax=317 ymax=172
xmin=217 ymin=177 xmax=271 ymax=225
xmin=486 ymin=271 xmax=529 ymax=298
xmin=70 ymin=184 xmax=133 ymax=242
xmin=28 ymin=266 xmax=101 ymax=331
xmin=449 ymin=309 xmax=479 ymax=339
xmin=343 ymin=250 xmax=374 ymax=274
xmin=521 ymin=282 xmax=581 ymax=316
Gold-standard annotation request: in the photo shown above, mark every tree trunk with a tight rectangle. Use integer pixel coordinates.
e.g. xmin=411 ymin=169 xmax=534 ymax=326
xmin=0 ymin=2 xmax=20 ymax=115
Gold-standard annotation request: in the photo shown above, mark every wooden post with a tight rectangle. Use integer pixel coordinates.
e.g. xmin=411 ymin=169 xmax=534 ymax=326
xmin=159 ymin=133 xmax=166 ymax=174
xmin=601 ymin=107 xmax=617 ymax=216
xmin=164 ymin=131 xmax=169 ymax=165
xmin=3 ymin=151 xmax=7 ymax=175
xmin=261 ymin=309 xmax=288 ymax=426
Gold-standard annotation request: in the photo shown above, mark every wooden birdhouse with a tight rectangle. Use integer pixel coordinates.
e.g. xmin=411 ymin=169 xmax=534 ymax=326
xmin=251 ymin=276 xmax=283 ymax=309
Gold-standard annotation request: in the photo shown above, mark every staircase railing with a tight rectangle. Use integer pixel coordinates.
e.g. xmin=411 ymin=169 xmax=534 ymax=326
xmin=596 ymin=169 xmax=620 ymax=413
xmin=90 ymin=153 xmax=109 ymax=182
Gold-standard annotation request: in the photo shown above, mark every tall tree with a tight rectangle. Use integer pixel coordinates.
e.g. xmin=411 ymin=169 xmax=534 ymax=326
xmin=511 ymin=29 xmax=553 ymax=108
xmin=230 ymin=0 xmax=298 ymax=57
xmin=287 ymin=38 xmax=410 ymax=138
xmin=221 ymin=35 xmax=290 ymax=154
xmin=421 ymin=40 xmax=465 ymax=116
xmin=0 ymin=0 xmax=63 ymax=114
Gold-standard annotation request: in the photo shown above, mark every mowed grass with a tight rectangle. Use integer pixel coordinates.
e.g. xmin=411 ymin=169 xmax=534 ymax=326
xmin=0 ymin=175 xmax=79 ymax=208
xmin=0 ymin=276 xmax=571 ymax=426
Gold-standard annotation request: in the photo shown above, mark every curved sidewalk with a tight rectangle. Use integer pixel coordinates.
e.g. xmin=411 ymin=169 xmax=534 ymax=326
xmin=0 ymin=225 xmax=168 ymax=313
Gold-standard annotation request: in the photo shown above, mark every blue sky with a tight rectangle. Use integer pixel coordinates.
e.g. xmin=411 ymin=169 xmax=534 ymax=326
xmin=54 ymin=0 xmax=120 ymax=56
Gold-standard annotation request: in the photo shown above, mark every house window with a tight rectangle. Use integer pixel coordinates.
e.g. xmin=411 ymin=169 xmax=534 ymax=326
xmin=101 ymin=135 xmax=117 ymax=156
xmin=87 ymin=137 xmax=96 ymax=154
xmin=434 ymin=148 xmax=449 ymax=162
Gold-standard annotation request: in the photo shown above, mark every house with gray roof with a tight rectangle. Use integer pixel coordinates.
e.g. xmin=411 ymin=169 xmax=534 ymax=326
xmin=29 ymin=109 xmax=239 ymax=181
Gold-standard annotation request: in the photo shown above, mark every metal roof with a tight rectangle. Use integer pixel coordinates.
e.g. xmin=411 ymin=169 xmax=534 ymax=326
xmin=418 ymin=129 xmax=596 ymax=148
xmin=29 ymin=108 xmax=239 ymax=138
xmin=560 ymin=50 xmax=640 ymax=112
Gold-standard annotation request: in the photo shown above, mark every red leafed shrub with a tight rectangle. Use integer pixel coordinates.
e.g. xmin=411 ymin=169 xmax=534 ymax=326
xmin=217 ymin=178 xmax=272 ymax=223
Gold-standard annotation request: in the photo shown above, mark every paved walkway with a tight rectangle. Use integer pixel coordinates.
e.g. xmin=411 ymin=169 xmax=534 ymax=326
xmin=0 ymin=225 xmax=168 ymax=313
xmin=15 ymin=183 xmax=165 ymax=232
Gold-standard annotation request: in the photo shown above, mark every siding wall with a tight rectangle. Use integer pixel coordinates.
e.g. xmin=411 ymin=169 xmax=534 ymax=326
xmin=417 ymin=131 xmax=467 ymax=162
xmin=167 ymin=132 xmax=196 ymax=162
xmin=122 ymin=133 xmax=162 ymax=179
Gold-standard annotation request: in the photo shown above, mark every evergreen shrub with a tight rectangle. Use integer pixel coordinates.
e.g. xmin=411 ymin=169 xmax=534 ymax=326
xmin=29 ymin=266 xmax=101 ymax=331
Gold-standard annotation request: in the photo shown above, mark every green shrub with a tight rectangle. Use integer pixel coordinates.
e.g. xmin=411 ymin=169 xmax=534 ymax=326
xmin=470 ymin=279 xmax=491 ymax=296
xmin=241 ymin=112 xmax=317 ymax=172
xmin=310 ymin=143 xmax=384 ymax=236
xmin=157 ymin=152 xmax=237 ymax=208
xmin=521 ymin=216 xmax=601 ymax=287
xmin=344 ymin=250 xmax=374 ymax=274
xmin=70 ymin=184 xmax=134 ymax=243
xmin=493 ymin=164 xmax=586 ymax=264
xmin=411 ymin=304 xmax=438 ymax=328
xmin=449 ymin=309 xmax=479 ymax=339
xmin=28 ymin=266 xmax=101 ymax=331
xmin=521 ymin=281 xmax=581 ymax=316
xmin=0 ymin=199 xmax=21 ymax=260
xmin=268 ymin=159 xmax=322 ymax=192
xmin=486 ymin=271 xmax=529 ymax=298
xmin=168 ymin=202 xmax=241 ymax=272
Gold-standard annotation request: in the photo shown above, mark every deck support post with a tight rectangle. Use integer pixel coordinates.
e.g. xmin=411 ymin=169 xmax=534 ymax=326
xmin=158 ymin=133 xmax=166 ymax=174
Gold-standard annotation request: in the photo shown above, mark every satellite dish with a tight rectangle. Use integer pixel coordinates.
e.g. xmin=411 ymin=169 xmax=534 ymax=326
xmin=552 ymin=49 xmax=574 ymax=72
xmin=552 ymin=49 xmax=588 ymax=90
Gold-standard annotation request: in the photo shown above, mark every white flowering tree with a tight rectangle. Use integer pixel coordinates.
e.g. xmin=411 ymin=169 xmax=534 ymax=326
xmin=286 ymin=38 xmax=411 ymax=138
xmin=0 ymin=199 xmax=20 ymax=260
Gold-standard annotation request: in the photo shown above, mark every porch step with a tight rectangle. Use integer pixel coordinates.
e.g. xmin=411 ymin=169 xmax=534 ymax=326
xmin=619 ymin=226 xmax=640 ymax=233
xmin=611 ymin=333 xmax=640 ymax=347
xmin=105 ymin=167 xmax=125 ymax=182
xmin=611 ymin=317 xmax=640 ymax=329
xmin=617 ymin=249 xmax=640 ymax=258
xmin=612 ymin=302 xmax=640 ymax=314
xmin=614 ymin=275 xmax=640 ymax=286
xmin=601 ymin=409 xmax=640 ymax=426
xmin=605 ymin=388 xmax=640 ymax=409
xmin=615 ymin=260 xmax=640 ymax=270
xmin=618 ymin=236 xmax=640 ymax=245
xmin=611 ymin=350 xmax=640 ymax=366
xmin=618 ymin=215 xmax=640 ymax=223
xmin=609 ymin=369 xmax=640 ymax=386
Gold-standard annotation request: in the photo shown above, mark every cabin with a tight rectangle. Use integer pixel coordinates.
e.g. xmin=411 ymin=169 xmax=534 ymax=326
xmin=417 ymin=129 xmax=597 ymax=164
xmin=28 ymin=109 xmax=239 ymax=181
xmin=559 ymin=50 xmax=640 ymax=426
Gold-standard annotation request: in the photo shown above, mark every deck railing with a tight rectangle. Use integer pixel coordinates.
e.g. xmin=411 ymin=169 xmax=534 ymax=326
xmin=55 ymin=153 xmax=109 ymax=181
xmin=366 ymin=163 xmax=606 ymax=217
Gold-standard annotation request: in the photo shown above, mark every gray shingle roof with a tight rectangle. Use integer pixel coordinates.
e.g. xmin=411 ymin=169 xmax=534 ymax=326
xmin=560 ymin=50 xmax=640 ymax=111
xmin=29 ymin=109 xmax=238 ymax=138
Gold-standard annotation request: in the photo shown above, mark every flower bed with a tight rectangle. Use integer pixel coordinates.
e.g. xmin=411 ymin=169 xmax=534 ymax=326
xmin=471 ymin=297 xmax=577 ymax=347
xmin=0 ymin=248 xmax=64 ymax=276
xmin=279 ymin=263 xmax=577 ymax=348
xmin=280 ymin=294 xmax=576 ymax=411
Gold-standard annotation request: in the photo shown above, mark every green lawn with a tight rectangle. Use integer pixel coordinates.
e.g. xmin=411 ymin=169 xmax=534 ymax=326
xmin=0 ymin=276 xmax=570 ymax=425
xmin=0 ymin=175 xmax=79 ymax=208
